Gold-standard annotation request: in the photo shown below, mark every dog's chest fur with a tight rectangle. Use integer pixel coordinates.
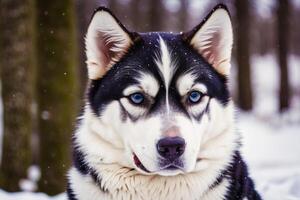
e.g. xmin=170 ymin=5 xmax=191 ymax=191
xmin=67 ymin=149 xmax=260 ymax=200
xmin=68 ymin=166 xmax=228 ymax=200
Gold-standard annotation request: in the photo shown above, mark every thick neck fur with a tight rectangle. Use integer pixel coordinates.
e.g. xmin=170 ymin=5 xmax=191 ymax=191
xmin=69 ymin=104 xmax=237 ymax=200
xmin=69 ymin=164 xmax=230 ymax=200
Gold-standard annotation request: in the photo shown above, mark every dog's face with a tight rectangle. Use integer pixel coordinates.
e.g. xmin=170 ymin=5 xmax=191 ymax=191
xmin=84 ymin=5 xmax=234 ymax=176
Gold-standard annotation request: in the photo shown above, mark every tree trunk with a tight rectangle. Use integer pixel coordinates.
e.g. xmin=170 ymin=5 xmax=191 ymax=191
xmin=108 ymin=0 xmax=119 ymax=13
xmin=0 ymin=0 xmax=35 ymax=191
xmin=130 ymin=0 xmax=141 ymax=30
xmin=147 ymin=0 xmax=164 ymax=31
xmin=36 ymin=0 xmax=78 ymax=195
xmin=277 ymin=0 xmax=290 ymax=112
xmin=75 ymin=0 xmax=97 ymax=100
xmin=178 ymin=0 xmax=189 ymax=31
xmin=235 ymin=0 xmax=253 ymax=111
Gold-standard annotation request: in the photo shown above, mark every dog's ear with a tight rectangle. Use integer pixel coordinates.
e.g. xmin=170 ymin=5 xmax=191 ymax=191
xmin=85 ymin=7 xmax=135 ymax=79
xmin=183 ymin=4 xmax=233 ymax=75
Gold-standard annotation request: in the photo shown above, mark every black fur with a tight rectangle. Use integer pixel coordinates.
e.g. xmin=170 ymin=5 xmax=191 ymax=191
xmin=88 ymin=32 xmax=230 ymax=122
xmin=66 ymin=181 xmax=77 ymax=200
xmin=224 ymin=152 xmax=262 ymax=200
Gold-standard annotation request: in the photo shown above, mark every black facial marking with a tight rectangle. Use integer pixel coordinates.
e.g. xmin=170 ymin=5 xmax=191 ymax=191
xmin=73 ymin=146 xmax=89 ymax=175
xmin=223 ymin=151 xmax=262 ymax=200
xmin=205 ymin=97 xmax=211 ymax=120
xmin=87 ymin=32 xmax=230 ymax=122
xmin=70 ymin=144 xmax=109 ymax=194
xmin=67 ymin=181 xmax=78 ymax=200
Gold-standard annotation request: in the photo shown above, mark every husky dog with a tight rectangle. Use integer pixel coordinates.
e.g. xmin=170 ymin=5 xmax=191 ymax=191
xmin=67 ymin=4 xmax=261 ymax=200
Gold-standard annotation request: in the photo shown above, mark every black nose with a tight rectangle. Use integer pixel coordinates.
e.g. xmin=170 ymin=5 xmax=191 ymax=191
xmin=157 ymin=137 xmax=186 ymax=160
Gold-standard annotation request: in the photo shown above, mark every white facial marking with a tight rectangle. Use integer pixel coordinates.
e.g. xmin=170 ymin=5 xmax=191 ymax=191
xmin=177 ymin=72 xmax=207 ymax=94
xmin=177 ymin=72 xmax=197 ymax=96
xmin=137 ymin=73 xmax=160 ymax=97
xmin=123 ymin=74 xmax=159 ymax=97
xmin=123 ymin=85 xmax=141 ymax=96
xmin=155 ymin=36 xmax=176 ymax=114
xmin=120 ymin=98 xmax=146 ymax=117
xmin=188 ymin=95 xmax=209 ymax=116
xmin=192 ymin=83 xmax=207 ymax=94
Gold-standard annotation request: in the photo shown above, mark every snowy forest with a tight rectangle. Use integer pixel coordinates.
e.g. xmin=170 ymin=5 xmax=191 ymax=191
xmin=0 ymin=0 xmax=299 ymax=199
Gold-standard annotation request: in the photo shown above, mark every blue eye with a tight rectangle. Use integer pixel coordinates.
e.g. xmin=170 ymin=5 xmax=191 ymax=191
xmin=188 ymin=91 xmax=202 ymax=103
xmin=129 ymin=93 xmax=144 ymax=104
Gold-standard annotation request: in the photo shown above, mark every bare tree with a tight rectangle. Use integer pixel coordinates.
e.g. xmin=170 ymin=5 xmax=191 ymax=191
xmin=75 ymin=0 xmax=98 ymax=97
xmin=36 ymin=0 xmax=79 ymax=195
xmin=277 ymin=0 xmax=290 ymax=112
xmin=130 ymin=0 xmax=142 ymax=30
xmin=0 ymin=0 xmax=35 ymax=191
xmin=178 ymin=0 xmax=189 ymax=31
xmin=235 ymin=0 xmax=253 ymax=111
xmin=147 ymin=0 xmax=165 ymax=31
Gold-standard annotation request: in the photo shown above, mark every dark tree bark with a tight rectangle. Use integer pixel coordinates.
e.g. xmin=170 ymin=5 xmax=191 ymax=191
xmin=75 ymin=0 xmax=98 ymax=99
xmin=36 ymin=0 xmax=79 ymax=195
xmin=0 ymin=0 xmax=35 ymax=191
xmin=178 ymin=0 xmax=189 ymax=31
xmin=108 ymin=0 xmax=119 ymax=13
xmin=147 ymin=0 xmax=164 ymax=31
xmin=277 ymin=0 xmax=290 ymax=112
xmin=235 ymin=0 xmax=253 ymax=111
xmin=130 ymin=0 xmax=141 ymax=30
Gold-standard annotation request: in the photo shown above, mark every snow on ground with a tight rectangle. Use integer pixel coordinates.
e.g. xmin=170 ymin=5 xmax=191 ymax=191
xmin=236 ymin=54 xmax=300 ymax=200
xmin=0 ymin=190 xmax=66 ymax=200
xmin=239 ymin=113 xmax=300 ymax=200
xmin=0 ymin=54 xmax=299 ymax=199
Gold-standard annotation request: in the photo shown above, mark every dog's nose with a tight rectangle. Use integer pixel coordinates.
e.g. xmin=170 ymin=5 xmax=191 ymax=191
xmin=157 ymin=137 xmax=185 ymax=160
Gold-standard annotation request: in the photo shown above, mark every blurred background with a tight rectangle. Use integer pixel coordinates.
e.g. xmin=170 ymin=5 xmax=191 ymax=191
xmin=0 ymin=0 xmax=299 ymax=199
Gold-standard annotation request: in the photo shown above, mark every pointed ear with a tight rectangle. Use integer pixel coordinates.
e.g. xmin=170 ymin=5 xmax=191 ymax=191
xmin=183 ymin=5 xmax=233 ymax=75
xmin=85 ymin=7 xmax=135 ymax=79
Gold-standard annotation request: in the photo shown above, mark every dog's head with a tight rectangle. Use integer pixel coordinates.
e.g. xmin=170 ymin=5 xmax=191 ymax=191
xmin=82 ymin=5 xmax=235 ymax=176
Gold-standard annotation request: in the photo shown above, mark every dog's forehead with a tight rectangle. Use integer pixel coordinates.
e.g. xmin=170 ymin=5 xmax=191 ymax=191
xmin=139 ymin=32 xmax=181 ymax=46
xmin=103 ymin=32 xmax=224 ymax=94
xmin=127 ymin=33 xmax=194 ymax=85
xmin=130 ymin=33 xmax=212 ymax=87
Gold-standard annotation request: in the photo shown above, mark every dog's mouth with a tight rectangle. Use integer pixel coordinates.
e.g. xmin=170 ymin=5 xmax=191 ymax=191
xmin=159 ymin=159 xmax=184 ymax=171
xmin=133 ymin=153 xmax=150 ymax=173
xmin=133 ymin=153 xmax=184 ymax=174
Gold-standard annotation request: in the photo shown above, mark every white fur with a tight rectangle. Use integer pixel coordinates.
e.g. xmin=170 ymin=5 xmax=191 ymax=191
xmin=69 ymin=165 xmax=230 ymax=200
xmin=122 ymin=73 xmax=159 ymax=98
xmin=137 ymin=73 xmax=160 ymax=97
xmin=155 ymin=37 xmax=177 ymax=114
xmin=176 ymin=73 xmax=208 ymax=97
xmin=202 ymin=179 xmax=230 ymax=200
xmin=188 ymin=95 xmax=209 ymax=116
xmin=85 ymin=10 xmax=132 ymax=79
xmin=120 ymin=98 xmax=147 ymax=117
xmin=190 ymin=8 xmax=233 ymax=75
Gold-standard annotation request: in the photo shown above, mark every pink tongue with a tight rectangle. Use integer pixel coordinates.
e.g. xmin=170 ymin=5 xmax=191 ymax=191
xmin=133 ymin=153 xmax=150 ymax=173
xmin=133 ymin=154 xmax=141 ymax=166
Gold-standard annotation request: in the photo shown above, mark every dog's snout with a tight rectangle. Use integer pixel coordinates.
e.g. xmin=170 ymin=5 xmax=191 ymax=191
xmin=157 ymin=137 xmax=185 ymax=160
